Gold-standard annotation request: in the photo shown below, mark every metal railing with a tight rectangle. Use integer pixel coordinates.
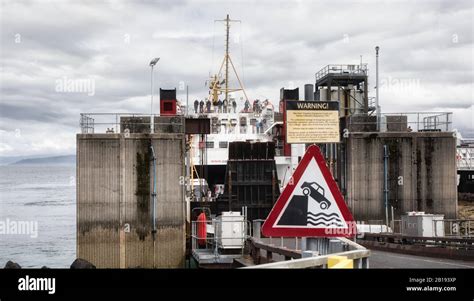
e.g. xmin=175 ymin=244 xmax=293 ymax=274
xmin=315 ymin=64 xmax=368 ymax=82
xmin=423 ymin=113 xmax=452 ymax=131
xmin=392 ymin=220 xmax=402 ymax=234
xmin=346 ymin=112 xmax=452 ymax=132
xmin=79 ymin=113 xmax=184 ymax=134
xmin=191 ymin=217 xmax=251 ymax=261
xmin=367 ymin=219 xmax=384 ymax=225
xmin=433 ymin=219 xmax=474 ymax=238
xmin=247 ymin=220 xmax=370 ymax=268
xmin=244 ymin=249 xmax=370 ymax=269
xmin=80 ymin=114 xmax=95 ymax=134
xmin=360 ymin=219 xmax=473 ymax=238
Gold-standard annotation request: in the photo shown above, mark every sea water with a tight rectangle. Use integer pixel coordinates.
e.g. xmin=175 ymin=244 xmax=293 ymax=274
xmin=0 ymin=165 xmax=75 ymax=268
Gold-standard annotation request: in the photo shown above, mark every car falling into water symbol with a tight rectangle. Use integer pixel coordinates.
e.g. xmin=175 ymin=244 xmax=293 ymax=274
xmin=301 ymin=182 xmax=331 ymax=210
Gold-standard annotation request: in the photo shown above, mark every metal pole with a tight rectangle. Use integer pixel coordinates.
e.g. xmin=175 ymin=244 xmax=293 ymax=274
xmin=225 ymin=14 xmax=230 ymax=103
xmin=391 ymin=205 xmax=395 ymax=232
xmin=417 ymin=113 xmax=420 ymax=131
xmin=186 ymin=85 xmax=189 ymax=115
xmin=384 ymin=145 xmax=389 ymax=227
xmin=151 ymin=65 xmax=154 ymax=133
xmin=375 ymin=46 xmax=380 ymax=131
xmin=301 ymin=237 xmax=307 ymax=251
xmin=252 ymin=220 xmax=262 ymax=239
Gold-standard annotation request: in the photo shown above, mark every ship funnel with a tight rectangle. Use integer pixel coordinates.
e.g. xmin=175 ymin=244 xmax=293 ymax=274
xmin=304 ymin=84 xmax=314 ymax=101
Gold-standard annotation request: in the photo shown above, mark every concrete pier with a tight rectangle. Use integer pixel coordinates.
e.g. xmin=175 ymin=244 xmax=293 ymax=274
xmin=344 ymin=132 xmax=457 ymax=221
xmin=76 ymin=131 xmax=185 ymax=268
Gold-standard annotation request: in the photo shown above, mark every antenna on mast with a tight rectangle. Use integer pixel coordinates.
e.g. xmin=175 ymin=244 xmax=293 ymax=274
xmin=224 ymin=14 xmax=230 ymax=102
xmin=211 ymin=14 xmax=248 ymax=105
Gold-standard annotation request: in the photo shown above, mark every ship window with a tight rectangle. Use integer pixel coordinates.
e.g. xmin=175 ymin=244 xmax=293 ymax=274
xmin=219 ymin=141 xmax=228 ymax=148
xmin=211 ymin=125 xmax=220 ymax=134
xmin=206 ymin=141 xmax=214 ymax=148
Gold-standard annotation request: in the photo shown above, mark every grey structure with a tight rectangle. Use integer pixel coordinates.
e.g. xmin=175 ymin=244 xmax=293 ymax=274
xmin=76 ymin=121 xmax=186 ymax=268
xmin=343 ymin=132 xmax=457 ymax=221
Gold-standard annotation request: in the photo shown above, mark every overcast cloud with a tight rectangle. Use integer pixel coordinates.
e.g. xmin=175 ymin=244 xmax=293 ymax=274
xmin=0 ymin=0 xmax=472 ymax=156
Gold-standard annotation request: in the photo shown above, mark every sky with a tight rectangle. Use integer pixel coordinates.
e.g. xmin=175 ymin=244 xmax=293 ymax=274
xmin=0 ymin=0 xmax=473 ymax=157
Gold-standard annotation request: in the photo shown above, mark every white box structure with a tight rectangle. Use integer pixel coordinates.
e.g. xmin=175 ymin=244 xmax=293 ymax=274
xmin=401 ymin=212 xmax=445 ymax=237
xmin=215 ymin=212 xmax=245 ymax=249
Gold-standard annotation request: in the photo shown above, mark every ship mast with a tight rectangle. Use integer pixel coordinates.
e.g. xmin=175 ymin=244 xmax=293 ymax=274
xmin=211 ymin=14 xmax=249 ymax=104
xmin=224 ymin=14 xmax=230 ymax=103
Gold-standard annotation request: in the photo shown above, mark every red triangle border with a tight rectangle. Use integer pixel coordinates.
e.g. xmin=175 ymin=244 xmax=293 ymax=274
xmin=262 ymin=145 xmax=356 ymax=237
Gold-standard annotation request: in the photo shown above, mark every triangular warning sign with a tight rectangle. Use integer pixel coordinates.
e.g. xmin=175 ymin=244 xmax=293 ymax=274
xmin=262 ymin=145 xmax=356 ymax=237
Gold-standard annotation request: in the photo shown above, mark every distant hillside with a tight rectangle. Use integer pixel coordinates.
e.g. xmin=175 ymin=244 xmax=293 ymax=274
xmin=11 ymin=155 xmax=76 ymax=165
xmin=0 ymin=156 xmax=25 ymax=166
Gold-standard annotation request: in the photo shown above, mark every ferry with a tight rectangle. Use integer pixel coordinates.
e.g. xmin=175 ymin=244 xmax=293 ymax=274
xmin=184 ymin=15 xmax=297 ymax=206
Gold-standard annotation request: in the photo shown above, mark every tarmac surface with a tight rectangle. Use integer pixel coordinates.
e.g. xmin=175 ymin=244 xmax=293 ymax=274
xmin=369 ymin=250 xmax=474 ymax=269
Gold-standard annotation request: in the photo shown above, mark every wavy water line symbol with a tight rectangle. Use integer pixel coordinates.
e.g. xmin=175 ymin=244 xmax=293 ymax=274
xmin=307 ymin=212 xmax=340 ymax=218
xmin=307 ymin=212 xmax=343 ymax=227
xmin=307 ymin=220 xmax=344 ymax=227
xmin=307 ymin=215 xmax=343 ymax=224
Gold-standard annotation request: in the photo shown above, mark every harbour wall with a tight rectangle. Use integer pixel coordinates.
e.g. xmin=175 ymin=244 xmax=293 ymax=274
xmin=76 ymin=133 xmax=185 ymax=268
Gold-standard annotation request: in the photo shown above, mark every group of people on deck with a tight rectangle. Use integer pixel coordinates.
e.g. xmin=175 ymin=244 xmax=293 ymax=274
xmin=243 ymin=99 xmax=270 ymax=114
xmin=193 ymin=98 xmax=272 ymax=115
xmin=193 ymin=99 xmax=237 ymax=114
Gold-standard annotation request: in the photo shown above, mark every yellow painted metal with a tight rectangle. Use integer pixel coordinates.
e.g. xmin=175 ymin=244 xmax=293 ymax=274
xmin=328 ymin=255 xmax=353 ymax=269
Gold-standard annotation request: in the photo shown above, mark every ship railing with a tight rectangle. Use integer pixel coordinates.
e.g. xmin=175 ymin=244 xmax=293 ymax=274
xmin=79 ymin=113 xmax=185 ymax=134
xmin=315 ymin=64 xmax=368 ymax=82
xmin=457 ymin=147 xmax=474 ymax=170
xmin=345 ymin=112 xmax=452 ymax=133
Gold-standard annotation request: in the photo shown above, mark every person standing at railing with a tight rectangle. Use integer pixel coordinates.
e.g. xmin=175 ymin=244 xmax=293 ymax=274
xmin=244 ymin=99 xmax=250 ymax=112
xmin=194 ymin=99 xmax=199 ymax=114
xmin=223 ymin=99 xmax=228 ymax=113
xmin=199 ymin=100 xmax=204 ymax=114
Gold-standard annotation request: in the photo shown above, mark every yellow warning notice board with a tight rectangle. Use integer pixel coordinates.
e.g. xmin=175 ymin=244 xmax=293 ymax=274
xmin=286 ymin=101 xmax=340 ymax=144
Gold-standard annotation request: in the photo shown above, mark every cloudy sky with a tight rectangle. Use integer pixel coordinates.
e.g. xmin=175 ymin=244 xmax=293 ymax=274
xmin=0 ymin=0 xmax=472 ymax=157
